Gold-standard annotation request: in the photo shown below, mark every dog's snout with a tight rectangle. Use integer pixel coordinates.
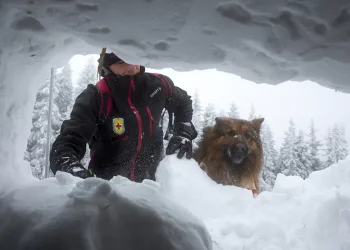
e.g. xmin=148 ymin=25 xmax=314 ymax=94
xmin=235 ymin=143 xmax=248 ymax=155
xmin=227 ymin=143 xmax=249 ymax=165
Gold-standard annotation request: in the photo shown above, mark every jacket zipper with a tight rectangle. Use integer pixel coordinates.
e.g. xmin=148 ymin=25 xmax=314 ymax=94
xmin=145 ymin=106 xmax=154 ymax=136
xmin=127 ymin=79 xmax=142 ymax=181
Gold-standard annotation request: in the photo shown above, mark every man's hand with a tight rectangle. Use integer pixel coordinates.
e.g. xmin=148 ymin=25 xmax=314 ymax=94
xmin=166 ymin=135 xmax=193 ymax=159
xmin=166 ymin=122 xmax=197 ymax=159
xmin=62 ymin=163 xmax=94 ymax=179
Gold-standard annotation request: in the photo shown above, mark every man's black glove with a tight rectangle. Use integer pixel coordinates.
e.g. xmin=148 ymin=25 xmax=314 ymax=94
xmin=62 ymin=163 xmax=94 ymax=179
xmin=166 ymin=135 xmax=193 ymax=159
xmin=166 ymin=122 xmax=197 ymax=159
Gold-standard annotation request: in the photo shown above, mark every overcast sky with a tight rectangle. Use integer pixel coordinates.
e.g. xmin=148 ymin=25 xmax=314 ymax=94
xmin=70 ymin=54 xmax=350 ymax=152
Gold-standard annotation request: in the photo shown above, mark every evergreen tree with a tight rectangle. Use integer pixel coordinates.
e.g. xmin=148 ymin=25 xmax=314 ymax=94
xmin=75 ymin=56 xmax=97 ymax=98
xmin=279 ymin=121 xmax=315 ymax=179
xmin=218 ymin=108 xmax=226 ymax=117
xmin=307 ymin=120 xmax=322 ymax=171
xmin=227 ymin=101 xmax=239 ymax=118
xmin=248 ymin=104 xmax=256 ymax=120
xmin=24 ymin=78 xmax=61 ymax=179
xmin=294 ymin=130 xmax=313 ymax=178
xmin=338 ymin=124 xmax=349 ymax=160
xmin=278 ymin=119 xmax=299 ymax=177
xmin=324 ymin=123 xmax=349 ymax=167
xmin=324 ymin=128 xmax=336 ymax=167
xmin=192 ymin=89 xmax=203 ymax=141
xmin=258 ymin=172 xmax=270 ymax=193
xmin=260 ymin=123 xmax=278 ymax=190
xmin=54 ymin=64 xmax=73 ymax=120
xmin=201 ymin=103 xmax=217 ymax=129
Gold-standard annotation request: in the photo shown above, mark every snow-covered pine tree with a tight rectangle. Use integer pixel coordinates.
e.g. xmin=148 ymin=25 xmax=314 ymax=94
xmin=324 ymin=123 xmax=349 ymax=167
xmin=278 ymin=119 xmax=299 ymax=177
xmin=201 ymin=103 xmax=216 ymax=129
xmin=227 ymin=101 xmax=239 ymax=118
xmin=54 ymin=64 xmax=73 ymax=120
xmin=218 ymin=109 xmax=226 ymax=117
xmin=338 ymin=124 xmax=349 ymax=160
xmin=24 ymin=78 xmax=61 ymax=179
xmin=307 ymin=120 xmax=322 ymax=171
xmin=260 ymin=123 xmax=278 ymax=190
xmin=75 ymin=56 xmax=97 ymax=99
xmin=248 ymin=104 xmax=256 ymax=120
xmin=324 ymin=128 xmax=336 ymax=167
xmin=294 ymin=130 xmax=314 ymax=178
xmin=192 ymin=89 xmax=203 ymax=142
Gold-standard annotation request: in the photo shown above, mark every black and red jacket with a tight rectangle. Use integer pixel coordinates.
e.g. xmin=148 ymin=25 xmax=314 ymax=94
xmin=50 ymin=72 xmax=194 ymax=182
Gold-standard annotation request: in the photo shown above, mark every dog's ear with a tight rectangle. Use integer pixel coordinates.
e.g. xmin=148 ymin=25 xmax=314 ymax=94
xmin=202 ymin=126 xmax=211 ymax=135
xmin=215 ymin=117 xmax=224 ymax=125
xmin=250 ymin=118 xmax=264 ymax=133
xmin=215 ymin=117 xmax=232 ymax=127
xmin=214 ymin=117 xmax=228 ymax=136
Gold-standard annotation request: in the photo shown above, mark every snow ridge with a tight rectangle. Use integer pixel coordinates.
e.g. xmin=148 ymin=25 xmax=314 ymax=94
xmin=0 ymin=172 xmax=212 ymax=250
xmin=156 ymin=155 xmax=350 ymax=250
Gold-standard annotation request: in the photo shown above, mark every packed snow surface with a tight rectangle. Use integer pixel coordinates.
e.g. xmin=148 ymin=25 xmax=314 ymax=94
xmin=1 ymin=0 xmax=350 ymax=180
xmin=157 ymin=156 xmax=350 ymax=250
xmin=0 ymin=168 xmax=212 ymax=250
xmin=1 ymin=155 xmax=349 ymax=250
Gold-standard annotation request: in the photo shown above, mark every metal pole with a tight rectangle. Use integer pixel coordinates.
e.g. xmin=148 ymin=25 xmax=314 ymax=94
xmin=44 ymin=68 xmax=55 ymax=179
xmin=97 ymin=47 xmax=107 ymax=80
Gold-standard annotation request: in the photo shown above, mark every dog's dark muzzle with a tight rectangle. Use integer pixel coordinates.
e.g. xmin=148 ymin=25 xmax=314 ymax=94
xmin=227 ymin=143 xmax=249 ymax=164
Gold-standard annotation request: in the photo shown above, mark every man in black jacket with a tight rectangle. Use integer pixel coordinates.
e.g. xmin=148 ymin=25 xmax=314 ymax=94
xmin=50 ymin=52 xmax=197 ymax=182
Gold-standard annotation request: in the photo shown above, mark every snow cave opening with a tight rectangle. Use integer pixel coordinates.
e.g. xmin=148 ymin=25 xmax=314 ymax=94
xmin=23 ymin=52 xmax=350 ymax=191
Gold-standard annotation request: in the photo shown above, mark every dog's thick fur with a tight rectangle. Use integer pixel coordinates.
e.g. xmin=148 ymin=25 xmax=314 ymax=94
xmin=194 ymin=117 xmax=264 ymax=194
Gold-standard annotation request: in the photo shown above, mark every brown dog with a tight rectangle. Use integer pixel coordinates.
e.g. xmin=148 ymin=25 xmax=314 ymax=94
xmin=194 ymin=117 xmax=264 ymax=196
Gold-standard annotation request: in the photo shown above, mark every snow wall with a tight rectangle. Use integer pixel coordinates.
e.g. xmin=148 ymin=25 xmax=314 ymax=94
xmin=1 ymin=1 xmax=350 ymax=185
xmin=1 ymin=155 xmax=349 ymax=249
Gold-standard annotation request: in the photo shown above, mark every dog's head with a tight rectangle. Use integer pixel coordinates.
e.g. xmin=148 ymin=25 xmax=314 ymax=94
xmin=213 ymin=117 xmax=264 ymax=167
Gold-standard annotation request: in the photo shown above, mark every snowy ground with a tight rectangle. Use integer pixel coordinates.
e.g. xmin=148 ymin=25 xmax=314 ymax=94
xmin=158 ymin=156 xmax=350 ymax=250
xmin=1 ymin=155 xmax=349 ymax=250
xmin=0 ymin=167 xmax=212 ymax=250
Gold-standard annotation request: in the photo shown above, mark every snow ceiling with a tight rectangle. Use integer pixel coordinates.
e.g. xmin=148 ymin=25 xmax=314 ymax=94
xmin=0 ymin=1 xmax=350 ymax=180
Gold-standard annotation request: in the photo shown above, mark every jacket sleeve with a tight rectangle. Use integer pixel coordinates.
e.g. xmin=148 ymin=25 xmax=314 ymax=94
xmin=159 ymin=74 xmax=193 ymax=123
xmin=159 ymin=74 xmax=197 ymax=139
xmin=50 ymin=84 xmax=99 ymax=174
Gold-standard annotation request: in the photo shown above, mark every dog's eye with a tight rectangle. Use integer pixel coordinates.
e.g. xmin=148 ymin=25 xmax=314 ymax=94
xmin=215 ymin=130 xmax=225 ymax=137
xmin=245 ymin=132 xmax=251 ymax=139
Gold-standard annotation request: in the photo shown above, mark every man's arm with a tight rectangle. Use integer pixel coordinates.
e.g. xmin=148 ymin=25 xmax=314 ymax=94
xmin=161 ymin=75 xmax=193 ymax=123
xmin=50 ymin=84 xmax=99 ymax=176
xmin=157 ymin=74 xmax=197 ymax=159
xmin=159 ymin=74 xmax=197 ymax=139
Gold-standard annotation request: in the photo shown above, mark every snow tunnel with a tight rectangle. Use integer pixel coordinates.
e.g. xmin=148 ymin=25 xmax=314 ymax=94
xmin=1 ymin=1 xmax=350 ymax=183
xmin=1 ymin=2 xmax=350 ymax=250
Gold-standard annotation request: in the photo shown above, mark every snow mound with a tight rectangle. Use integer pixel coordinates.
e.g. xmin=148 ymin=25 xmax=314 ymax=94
xmin=156 ymin=155 xmax=350 ymax=250
xmin=0 ymin=172 xmax=212 ymax=250
xmin=1 ymin=155 xmax=349 ymax=249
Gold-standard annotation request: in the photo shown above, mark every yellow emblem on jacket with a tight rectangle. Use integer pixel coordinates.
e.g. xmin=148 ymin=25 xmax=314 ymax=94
xmin=112 ymin=118 xmax=125 ymax=135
